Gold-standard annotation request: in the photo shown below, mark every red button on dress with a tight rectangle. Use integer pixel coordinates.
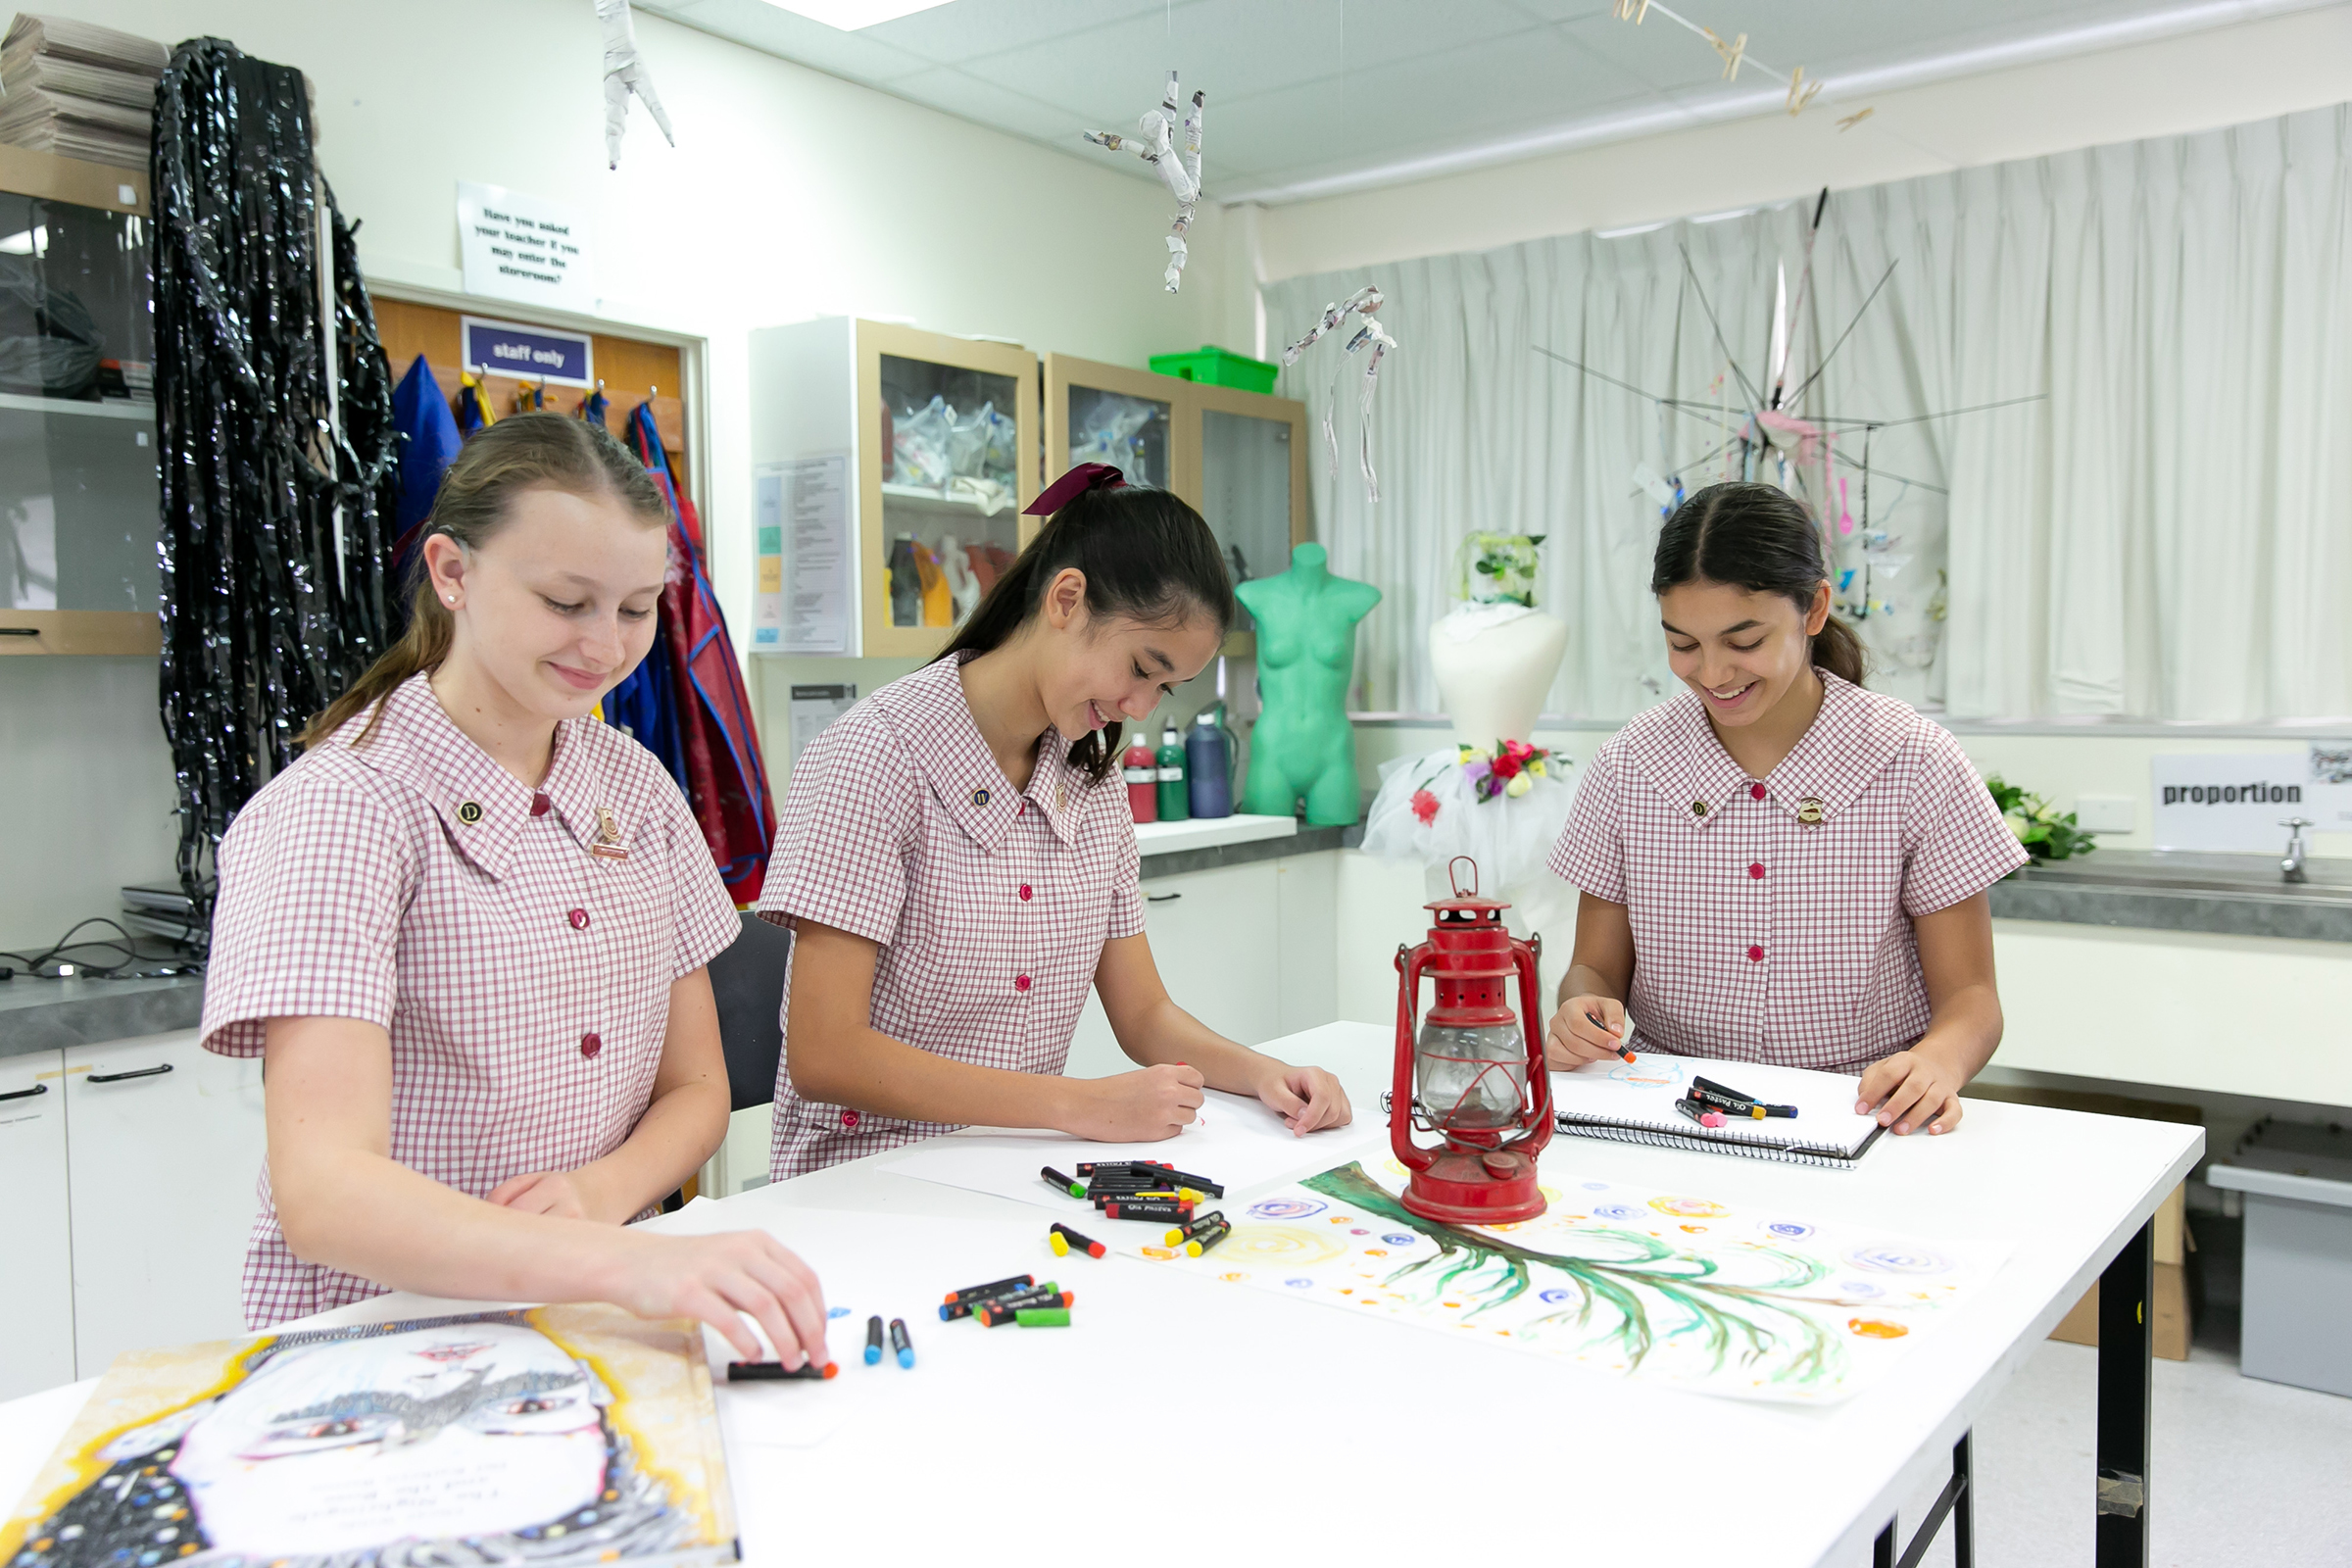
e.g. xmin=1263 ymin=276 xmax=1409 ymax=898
xmin=530 ymin=792 xmax=551 ymax=816
xmin=1748 ymin=862 xmax=1766 ymax=879
xmin=1750 ymin=782 xmax=1767 ymax=801
xmin=579 ymin=1032 xmax=602 ymax=1058
xmin=567 ymin=907 xmax=590 ymax=930
xmin=1014 ymin=974 xmax=1032 ymax=992
xmin=1018 ymin=885 xmax=1033 ymax=901
xmin=841 ymin=1109 xmax=861 ymax=1130
xmin=1746 ymin=945 xmax=1765 ymax=962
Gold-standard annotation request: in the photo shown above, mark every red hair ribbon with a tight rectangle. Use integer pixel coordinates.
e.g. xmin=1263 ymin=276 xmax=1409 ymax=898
xmin=1023 ymin=462 xmax=1127 ymax=515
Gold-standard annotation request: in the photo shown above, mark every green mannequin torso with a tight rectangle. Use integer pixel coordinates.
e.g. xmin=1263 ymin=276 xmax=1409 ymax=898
xmin=1237 ymin=543 xmax=1382 ymax=825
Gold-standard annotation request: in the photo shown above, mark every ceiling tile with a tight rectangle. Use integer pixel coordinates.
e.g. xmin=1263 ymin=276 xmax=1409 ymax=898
xmin=883 ymin=66 xmax=1105 ymax=147
xmin=641 ymin=0 xmax=934 ymax=85
xmin=857 ymin=0 xmax=1169 ymax=65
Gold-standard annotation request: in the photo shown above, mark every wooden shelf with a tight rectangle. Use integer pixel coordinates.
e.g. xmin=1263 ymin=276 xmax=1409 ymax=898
xmin=0 ymin=611 xmax=159 ymax=656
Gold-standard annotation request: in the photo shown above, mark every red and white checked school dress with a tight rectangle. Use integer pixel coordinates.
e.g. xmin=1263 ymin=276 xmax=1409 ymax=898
xmin=757 ymin=654 xmax=1145 ymax=1180
xmin=200 ymin=673 xmax=740 ymax=1328
xmin=1547 ymin=671 xmax=2028 ymax=1072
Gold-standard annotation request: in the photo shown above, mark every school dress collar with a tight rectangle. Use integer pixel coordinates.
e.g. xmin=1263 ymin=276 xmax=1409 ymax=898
xmin=1644 ymin=670 xmax=1909 ymax=832
xmin=341 ymin=673 xmax=617 ymax=878
xmin=873 ymin=656 xmax=1083 ymax=854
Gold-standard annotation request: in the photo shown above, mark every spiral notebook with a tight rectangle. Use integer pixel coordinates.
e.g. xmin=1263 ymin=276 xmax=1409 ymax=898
xmin=1549 ymin=1054 xmax=1886 ymax=1169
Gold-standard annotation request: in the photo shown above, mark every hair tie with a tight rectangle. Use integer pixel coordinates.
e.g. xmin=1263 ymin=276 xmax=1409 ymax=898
xmin=1024 ymin=462 xmax=1126 ymax=515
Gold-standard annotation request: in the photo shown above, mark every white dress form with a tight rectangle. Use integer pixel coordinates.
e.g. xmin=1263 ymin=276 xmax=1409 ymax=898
xmin=1429 ymin=605 xmax=1570 ymax=747
xmin=1425 ymin=603 xmax=1575 ymax=999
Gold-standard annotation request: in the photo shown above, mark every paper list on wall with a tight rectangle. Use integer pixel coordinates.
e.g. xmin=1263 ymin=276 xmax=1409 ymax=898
xmin=754 ymin=454 xmax=851 ymax=656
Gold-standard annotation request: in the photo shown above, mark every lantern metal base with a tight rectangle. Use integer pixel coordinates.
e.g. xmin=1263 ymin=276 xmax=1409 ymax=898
xmin=1400 ymin=1146 xmax=1546 ymax=1226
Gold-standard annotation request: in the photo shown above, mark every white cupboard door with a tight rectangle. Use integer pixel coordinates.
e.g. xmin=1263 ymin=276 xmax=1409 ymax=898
xmin=65 ymin=1031 xmax=266 ymax=1374
xmin=1137 ymin=862 xmax=1282 ymax=1047
xmin=1274 ymin=854 xmax=1339 ymax=1037
xmin=0 ymin=1050 xmax=74 ymax=1398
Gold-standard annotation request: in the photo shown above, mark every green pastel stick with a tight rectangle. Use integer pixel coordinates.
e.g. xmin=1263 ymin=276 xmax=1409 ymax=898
xmin=1014 ymin=1307 xmax=1071 ymax=1328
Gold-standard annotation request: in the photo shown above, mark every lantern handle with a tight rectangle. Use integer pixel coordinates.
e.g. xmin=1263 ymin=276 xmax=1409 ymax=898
xmin=1446 ymin=856 xmax=1479 ymax=899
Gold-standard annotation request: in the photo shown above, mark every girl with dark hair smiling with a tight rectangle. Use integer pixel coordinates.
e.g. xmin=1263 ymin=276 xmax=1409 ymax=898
xmin=1543 ymin=481 xmax=2027 ymax=1138
xmin=758 ymin=464 xmax=1353 ymax=1180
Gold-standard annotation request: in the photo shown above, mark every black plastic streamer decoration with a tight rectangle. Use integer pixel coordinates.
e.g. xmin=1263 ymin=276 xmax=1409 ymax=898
xmin=151 ymin=38 xmax=400 ymax=910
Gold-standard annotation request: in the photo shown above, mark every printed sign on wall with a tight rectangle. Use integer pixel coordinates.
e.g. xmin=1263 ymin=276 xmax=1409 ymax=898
xmin=457 ymin=181 xmax=595 ymax=313
xmin=460 ymin=317 xmax=594 ymax=387
xmin=2149 ymin=755 xmax=2314 ymax=852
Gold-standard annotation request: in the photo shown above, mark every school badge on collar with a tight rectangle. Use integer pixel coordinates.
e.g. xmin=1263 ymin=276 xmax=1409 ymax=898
xmin=1795 ymin=797 xmax=1827 ymax=827
xmin=590 ymin=806 xmax=630 ymax=860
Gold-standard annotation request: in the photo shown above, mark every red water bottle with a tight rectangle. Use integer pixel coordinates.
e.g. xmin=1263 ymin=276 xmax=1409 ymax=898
xmin=1123 ymin=734 xmax=1158 ymax=823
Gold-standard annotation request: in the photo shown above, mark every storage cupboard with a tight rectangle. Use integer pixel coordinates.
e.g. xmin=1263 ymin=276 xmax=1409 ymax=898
xmin=749 ymin=318 xmax=1041 ymax=659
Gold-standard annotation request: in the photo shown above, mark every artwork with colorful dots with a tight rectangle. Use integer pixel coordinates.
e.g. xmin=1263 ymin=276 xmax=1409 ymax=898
xmin=0 ymin=1306 xmax=739 ymax=1568
xmin=1161 ymin=1160 xmax=2006 ymax=1405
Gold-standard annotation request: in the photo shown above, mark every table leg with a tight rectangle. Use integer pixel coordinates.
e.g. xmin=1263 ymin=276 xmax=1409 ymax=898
xmin=1952 ymin=1429 xmax=1974 ymax=1568
xmin=1873 ymin=1432 xmax=1974 ymax=1568
xmin=2095 ymin=1217 xmax=2153 ymax=1566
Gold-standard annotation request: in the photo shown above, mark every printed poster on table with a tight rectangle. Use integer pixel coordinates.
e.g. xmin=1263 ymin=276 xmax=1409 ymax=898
xmin=0 ymin=1305 xmax=737 ymax=1568
xmin=1157 ymin=1158 xmax=2007 ymax=1406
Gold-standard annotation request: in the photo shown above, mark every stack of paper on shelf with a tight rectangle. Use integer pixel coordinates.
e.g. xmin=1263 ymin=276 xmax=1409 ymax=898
xmin=0 ymin=14 xmax=169 ymax=170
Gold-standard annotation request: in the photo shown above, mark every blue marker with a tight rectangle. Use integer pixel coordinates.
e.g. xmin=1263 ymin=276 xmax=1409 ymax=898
xmin=863 ymin=1314 xmax=884 ymax=1365
xmin=889 ymin=1317 xmax=914 ymax=1369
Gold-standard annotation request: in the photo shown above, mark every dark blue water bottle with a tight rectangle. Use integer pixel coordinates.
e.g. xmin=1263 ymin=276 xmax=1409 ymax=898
xmin=1186 ymin=706 xmax=1235 ymax=818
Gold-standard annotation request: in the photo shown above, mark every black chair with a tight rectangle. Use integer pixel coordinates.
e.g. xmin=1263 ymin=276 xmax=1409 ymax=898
xmin=708 ymin=910 xmax=792 ymax=1112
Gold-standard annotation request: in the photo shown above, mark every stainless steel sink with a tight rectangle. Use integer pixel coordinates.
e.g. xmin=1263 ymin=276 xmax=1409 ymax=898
xmin=2013 ymin=850 xmax=2352 ymax=903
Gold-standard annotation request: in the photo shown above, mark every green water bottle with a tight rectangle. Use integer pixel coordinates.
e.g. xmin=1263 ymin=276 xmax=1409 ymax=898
xmin=1155 ymin=719 xmax=1190 ymax=822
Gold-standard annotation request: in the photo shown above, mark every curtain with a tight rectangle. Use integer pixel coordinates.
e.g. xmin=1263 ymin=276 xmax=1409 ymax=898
xmin=1266 ymin=104 xmax=2352 ymax=723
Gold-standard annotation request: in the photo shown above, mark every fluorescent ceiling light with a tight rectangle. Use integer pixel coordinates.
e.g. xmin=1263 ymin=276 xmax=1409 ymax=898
xmin=757 ymin=0 xmax=953 ymax=27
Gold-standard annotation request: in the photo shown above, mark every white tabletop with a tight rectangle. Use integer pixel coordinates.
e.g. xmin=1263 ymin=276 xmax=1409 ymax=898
xmin=0 ymin=1022 xmax=2201 ymax=1568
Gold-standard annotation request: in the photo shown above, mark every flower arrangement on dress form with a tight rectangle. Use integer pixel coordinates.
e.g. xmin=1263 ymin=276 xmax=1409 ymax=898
xmin=1411 ymin=739 xmax=1558 ymax=824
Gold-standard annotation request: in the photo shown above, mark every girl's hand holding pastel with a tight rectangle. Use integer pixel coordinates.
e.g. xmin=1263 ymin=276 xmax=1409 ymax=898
xmin=1544 ymin=994 xmax=1626 ymax=1070
xmin=1066 ymin=1061 xmax=1205 ymax=1142
xmin=1855 ymin=1049 xmax=1966 ymax=1136
xmin=1254 ymin=1062 xmax=1352 ymax=1134
xmin=608 ymin=1230 xmax=830 ymax=1368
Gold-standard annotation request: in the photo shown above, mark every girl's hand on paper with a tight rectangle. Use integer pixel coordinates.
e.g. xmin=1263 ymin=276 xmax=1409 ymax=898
xmin=1544 ymin=994 xmax=1626 ymax=1070
xmin=1066 ymin=1062 xmax=1204 ymax=1142
xmin=1855 ymin=1049 xmax=1965 ymax=1136
xmin=611 ymin=1229 xmax=830 ymax=1366
xmin=1252 ymin=1062 xmax=1352 ymax=1135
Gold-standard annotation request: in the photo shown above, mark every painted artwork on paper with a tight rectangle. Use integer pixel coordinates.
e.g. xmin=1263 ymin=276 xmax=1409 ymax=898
xmin=0 ymin=1306 xmax=736 ymax=1568
xmin=1166 ymin=1161 xmax=2005 ymax=1404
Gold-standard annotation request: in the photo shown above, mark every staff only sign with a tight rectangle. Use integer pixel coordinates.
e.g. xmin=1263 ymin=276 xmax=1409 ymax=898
xmin=2149 ymin=755 xmax=2311 ymax=851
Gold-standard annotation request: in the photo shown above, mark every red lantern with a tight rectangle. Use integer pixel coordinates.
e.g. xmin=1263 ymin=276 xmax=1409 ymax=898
xmin=1390 ymin=858 xmax=1553 ymax=1225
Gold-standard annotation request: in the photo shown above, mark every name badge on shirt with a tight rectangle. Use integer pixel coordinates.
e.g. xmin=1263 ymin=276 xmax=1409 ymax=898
xmin=589 ymin=806 xmax=630 ymax=860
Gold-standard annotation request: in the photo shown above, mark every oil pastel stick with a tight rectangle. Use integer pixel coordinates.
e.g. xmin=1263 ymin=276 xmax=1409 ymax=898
xmin=1688 ymin=1083 xmax=1770 ymax=1119
xmin=1050 ymin=1222 xmax=1106 ymax=1258
xmin=1102 ymin=1199 xmax=1193 ymax=1222
xmin=943 ymin=1273 xmax=1034 ymax=1306
xmin=889 ymin=1317 xmax=913 ymax=1369
xmin=1673 ymin=1097 xmax=1727 ymax=1130
xmin=1014 ymin=1307 xmax=1071 ymax=1327
xmin=1585 ymin=1008 xmax=1638 ymax=1063
xmin=1163 ymin=1210 xmax=1227 ymax=1247
xmin=940 ymin=1278 xmax=1052 ymax=1321
xmin=978 ymin=1288 xmax=1075 ymax=1327
xmin=728 ymin=1359 xmax=838 ymax=1381
xmin=1184 ymin=1219 xmax=1233 ymax=1257
xmin=1041 ymin=1165 xmax=1085 ymax=1198
xmin=1077 ymin=1160 xmax=1171 ymax=1176
xmin=1150 ymin=1168 xmax=1225 ymax=1196
xmin=863 ymin=1314 xmax=884 ymax=1365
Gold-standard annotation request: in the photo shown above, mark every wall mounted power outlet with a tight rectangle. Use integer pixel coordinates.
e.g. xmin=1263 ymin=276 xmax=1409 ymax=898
xmin=2073 ymin=794 xmax=2136 ymax=833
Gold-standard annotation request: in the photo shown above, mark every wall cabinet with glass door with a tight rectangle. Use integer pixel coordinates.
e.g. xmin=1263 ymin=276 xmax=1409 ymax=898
xmin=1043 ymin=355 xmax=1306 ymax=656
xmin=748 ymin=318 xmax=1039 ymax=660
xmin=0 ymin=145 xmax=158 ymax=657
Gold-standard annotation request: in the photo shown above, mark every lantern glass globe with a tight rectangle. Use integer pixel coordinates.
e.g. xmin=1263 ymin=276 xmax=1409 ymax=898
xmin=1414 ymin=1022 xmax=1530 ymax=1131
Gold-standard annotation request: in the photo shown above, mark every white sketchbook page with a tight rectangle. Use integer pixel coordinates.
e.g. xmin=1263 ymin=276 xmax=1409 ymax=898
xmin=878 ymin=1089 xmax=1381 ymax=1215
xmin=1549 ymin=1054 xmax=1882 ymax=1154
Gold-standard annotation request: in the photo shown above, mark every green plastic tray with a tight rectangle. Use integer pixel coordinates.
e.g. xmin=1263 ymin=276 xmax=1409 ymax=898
xmin=1149 ymin=345 xmax=1279 ymax=395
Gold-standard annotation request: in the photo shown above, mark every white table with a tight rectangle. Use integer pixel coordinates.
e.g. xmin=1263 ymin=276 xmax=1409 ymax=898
xmin=0 ymin=1022 xmax=2199 ymax=1568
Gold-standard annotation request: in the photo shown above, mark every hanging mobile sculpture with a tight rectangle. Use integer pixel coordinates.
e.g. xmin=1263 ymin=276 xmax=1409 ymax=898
xmin=1083 ymin=72 xmax=1204 ymax=293
xmin=598 ymin=0 xmax=675 ymax=170
xmin=1282 ymin=284 xmax=1398 ymax=503
xmin=153 ymin=38 xmax=401 ymax=914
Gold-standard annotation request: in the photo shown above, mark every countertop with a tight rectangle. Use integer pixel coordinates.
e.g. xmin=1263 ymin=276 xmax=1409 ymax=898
xmin=0 ymin=972 xmax=206 ymax=1058
xmin=1988 ymin=849 xmax=2352 ymax=943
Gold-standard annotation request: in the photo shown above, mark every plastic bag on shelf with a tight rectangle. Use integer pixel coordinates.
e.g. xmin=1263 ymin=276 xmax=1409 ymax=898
xmin=891 ymin=393 xmax=953 ymax=490
xmin=1070 ymin=391 xmax=1154 ymax=484
xmin=948 ymin=399 xmax=1005 ymax=478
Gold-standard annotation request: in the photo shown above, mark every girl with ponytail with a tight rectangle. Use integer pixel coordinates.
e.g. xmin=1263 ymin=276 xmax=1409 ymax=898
xmin=199 ymin=414 xmax=830 ymax=1368
xmin=758 ymin=464 xmax=1352 ymax=1180
xmin=1542 ymin=481 xmax=2027 ymax=1138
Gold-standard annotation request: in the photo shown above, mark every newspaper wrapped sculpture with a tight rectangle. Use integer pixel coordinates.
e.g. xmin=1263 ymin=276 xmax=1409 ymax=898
xmin=1283 ymin=284 xmax=1398 ymax=502
xmin=598 ymin=0 xmax=675 ymax=170
xmin=1084 ymin=71 xmax=1204 ymax=293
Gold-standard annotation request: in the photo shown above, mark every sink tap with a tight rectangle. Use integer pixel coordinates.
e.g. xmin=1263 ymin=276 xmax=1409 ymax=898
xmin=2280 ymin=816 xmax=2314 ymax=883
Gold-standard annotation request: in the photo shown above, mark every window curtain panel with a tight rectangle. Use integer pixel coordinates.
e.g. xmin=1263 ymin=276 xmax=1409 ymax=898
xmin=1265 ymin=103 xmax=2352 ymax=723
